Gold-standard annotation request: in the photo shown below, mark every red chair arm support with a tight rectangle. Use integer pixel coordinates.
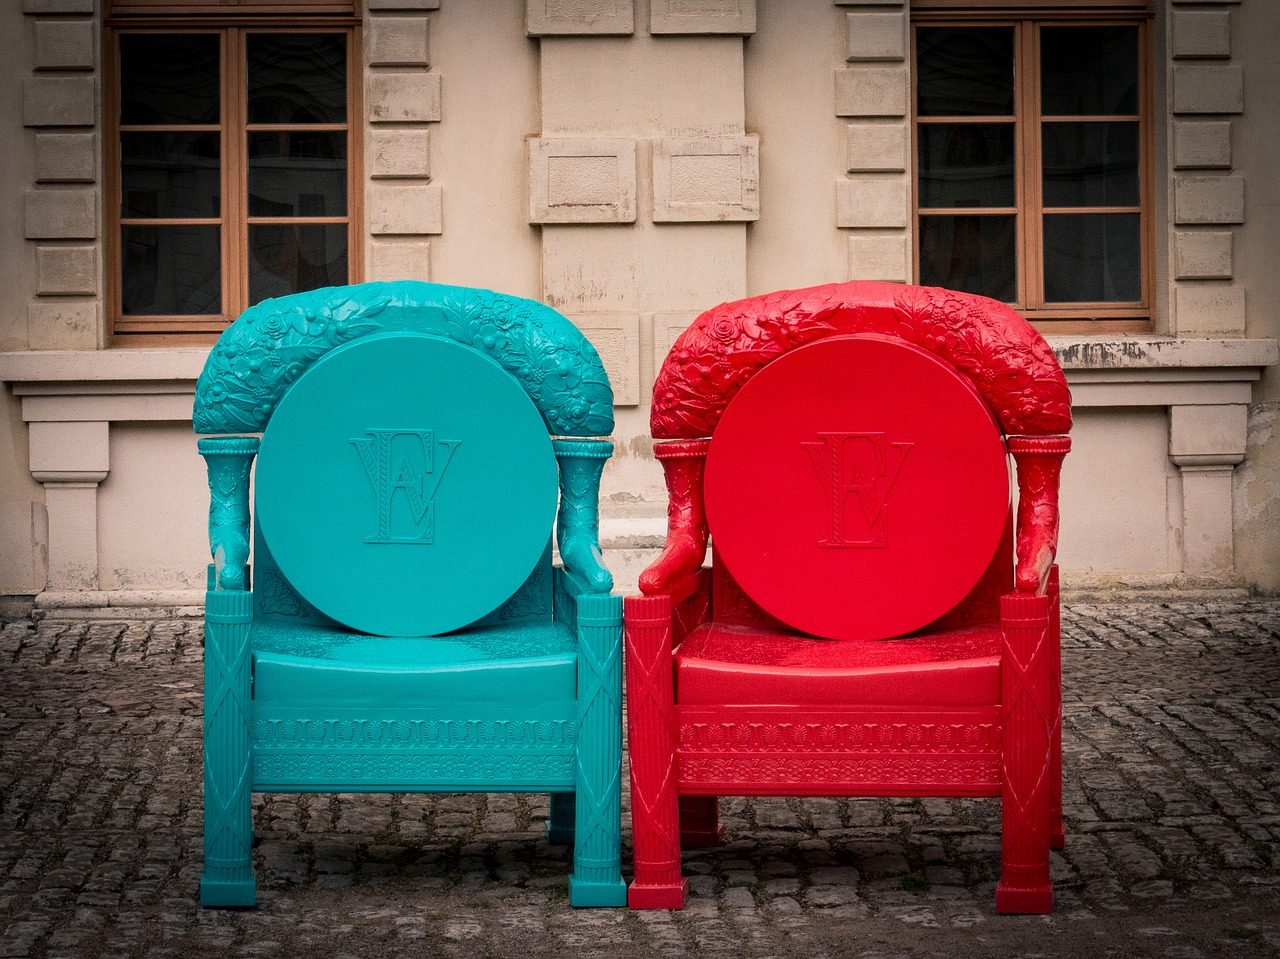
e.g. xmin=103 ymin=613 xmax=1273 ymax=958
xmin=651 ymin=282 xmax=1071 ymax=441
xmin=1009 ymin=436 xmax=1071 ymax=595
xmin=640 ymin=440 xmax=711 ymax=595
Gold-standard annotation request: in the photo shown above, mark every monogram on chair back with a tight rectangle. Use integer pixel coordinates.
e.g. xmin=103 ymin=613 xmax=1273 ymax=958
xmin=703 ymin=334 xmax=1010 ymax=641
xmin=255 ymin=332 xmax=558 ymax=638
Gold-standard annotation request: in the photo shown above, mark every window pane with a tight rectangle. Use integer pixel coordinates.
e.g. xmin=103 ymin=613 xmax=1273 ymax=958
xmin=247 ymin=34 xmax=346 ymax=125
xmin=916 ymin=28 xmax=1015 ymax=117
xmin=1043 ymin=213 xmax=1141 ymax=302
xmin=1041 ymin=27 xmax=1139 ymax=116
xmin=918 ymin=215 xmax=1016 ymax=302
xmin=1042 ymin=122 xmax=1139 ymax=208
xmin=122 ymin=225 xmax=221 ymax=315
xmin=248 ymin=131 xmax=348 ymax=217
xmin=121 ymin=132 xmax=220 ymax=219
xmin=250 ymin=224 xmax=348 ymax=304
xmin=119 ymin=34 xmax=219 ymax=126
xmin=918 ymin=123 xmax=1015 ymax=209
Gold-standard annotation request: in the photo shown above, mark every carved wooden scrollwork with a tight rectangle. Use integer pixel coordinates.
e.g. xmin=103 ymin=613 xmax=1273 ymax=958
xmin=193 ymin=281 xmax=614 ymax=438
xmin=651 ymin=281 xmax=1070 ymax=440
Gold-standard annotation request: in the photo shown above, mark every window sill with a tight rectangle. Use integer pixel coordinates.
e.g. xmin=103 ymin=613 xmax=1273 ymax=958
xmin=1047 ymin=336 xmax=1279 ymax=408
xmin=0 ymin=337 xmax=1275 ymax=423
xmin=0 ymin=348 xmax=210 ymax=424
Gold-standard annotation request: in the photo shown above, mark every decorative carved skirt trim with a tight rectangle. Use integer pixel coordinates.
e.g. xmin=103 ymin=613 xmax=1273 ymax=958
xmin=674 ymin=705 xmax=1002 ymax=795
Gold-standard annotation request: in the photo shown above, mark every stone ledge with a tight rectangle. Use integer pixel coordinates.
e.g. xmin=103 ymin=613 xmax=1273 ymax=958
xmin=34 ymin=589 xmax=205 ymax=620
xmin=20 ymin=570 xmax=1265 ymax=613
xmin=0 ymin=348 xmax=209 ymax=383
xmin=1059 ymin=571 xmax=1250 ymax=602
xmin=2 ymin=338 xmax=1273 ymax=408
xmin=600 ymin=515 xmax=667 ymax=550
xmin=1049 ymin=336 xmax=1277 ymax=371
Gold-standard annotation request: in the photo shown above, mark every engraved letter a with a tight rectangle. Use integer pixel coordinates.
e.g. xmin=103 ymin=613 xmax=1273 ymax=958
xmin=802 ymin=432 xmax=912 ymax=548
xmin=350 ymin=430 xmax=460 ymax=544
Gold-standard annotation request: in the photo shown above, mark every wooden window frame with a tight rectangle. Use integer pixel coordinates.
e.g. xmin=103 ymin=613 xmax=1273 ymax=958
xmin=910 ymin=10 xmax=1156 ymax=333
xmin=106 ymin=0 xmax=359 ymax=19
xmin=105 ymin=16 xmax=363 ymax=344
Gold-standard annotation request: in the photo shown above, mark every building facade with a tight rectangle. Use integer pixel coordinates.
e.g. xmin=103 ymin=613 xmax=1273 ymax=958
xmin=0 ymin=0 xmax=1276 ymax=609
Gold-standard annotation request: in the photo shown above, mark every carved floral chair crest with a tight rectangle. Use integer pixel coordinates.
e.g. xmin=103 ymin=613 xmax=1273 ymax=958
xmin=194 ymin=281 xmax=625 ymax=908
xmin=625 ymin=281 xmax=1071 ymax=914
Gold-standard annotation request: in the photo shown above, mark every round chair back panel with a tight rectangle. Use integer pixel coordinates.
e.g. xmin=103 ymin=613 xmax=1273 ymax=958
xmin=255 ymin=332 xmax=559 ymax=637
xmin=704 ymin=335 xmax=1010 ymax=641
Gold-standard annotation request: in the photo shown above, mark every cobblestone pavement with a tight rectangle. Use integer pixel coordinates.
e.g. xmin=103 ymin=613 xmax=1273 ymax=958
xmin=1 ymin=600 xmax=1277 ymax=959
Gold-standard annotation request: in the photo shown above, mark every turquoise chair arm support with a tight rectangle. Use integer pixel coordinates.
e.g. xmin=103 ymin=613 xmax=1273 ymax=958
xmin=553 ymin=439 xmax=613 ymax=594
xmin=197 ymin=436 xmax=259 ymax=591
xmin=193 ymin=281 xmax=614 ymax=438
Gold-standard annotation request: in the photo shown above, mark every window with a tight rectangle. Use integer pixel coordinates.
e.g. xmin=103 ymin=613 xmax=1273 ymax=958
xmin=912 ymin=7 xmax=1153 ymax=330
xmin=106 ymin=17 xmax=360 ymax=338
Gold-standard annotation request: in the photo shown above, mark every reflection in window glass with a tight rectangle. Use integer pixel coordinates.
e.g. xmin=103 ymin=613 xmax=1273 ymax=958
xmin=247 ymin=34 xmax=347 ymax=124
xmin=121 ymin=132 xmax=221 ymax=219
xmin=918 ymin=123 xmax=1016 ymax=209
xmin=120 ymin=34 xmax=219 ymax=126
xmin=916 ymin=27 xmax=1014 ymax=117
xmin=1041 ymin=122 xmax=1140 ymax=208
xmin=1041 ymin=27 xmax=1139 ymax=116
xmin=918 ymin=215 xmax=1017 ymax=303
xmin=122 ymin=225 xmax=222 ymax=315
xmin=250 ymin=223 xmax=348 ymax=305
xmin=1043 ymin=213 xmax=1141 ymax=303
xmin=248 ymin=131 xmax=348 ymax=217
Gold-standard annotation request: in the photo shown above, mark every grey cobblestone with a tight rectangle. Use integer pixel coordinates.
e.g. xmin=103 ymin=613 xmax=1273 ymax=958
xmin=0 ymin=601 xmax=1278 ymax=957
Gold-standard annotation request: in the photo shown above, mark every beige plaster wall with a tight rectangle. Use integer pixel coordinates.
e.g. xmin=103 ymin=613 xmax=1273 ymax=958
xmin=745 ymin=2 xmax=850 ymax=292
xmin=427 ymin=0 xmax=541 ymax=298
xmin=1058 ymin=408 xmax=1178 ymax=578
xmin=1230 ymin=0 xmax=1280 ymax=591
xmin=535 ymin=26 xmax=755 ymax=517
xmin=97 ymin=424 xmax=208 ymax=591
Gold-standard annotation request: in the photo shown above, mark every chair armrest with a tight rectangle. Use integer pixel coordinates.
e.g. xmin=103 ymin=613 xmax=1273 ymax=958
xmin=197 ymin=437 xmax=259 ymax=592
xmin=640 ymin=439 xmax=711 ymax=595
xmin=1009 ymin=436 xmax=1071 ymax=595
xmin=553 ymin=439 xmax=613 ymax=593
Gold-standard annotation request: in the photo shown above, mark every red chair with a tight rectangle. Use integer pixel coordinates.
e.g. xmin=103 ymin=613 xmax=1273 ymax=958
xmin=624 ymin=282 xmax=1071 ymax=914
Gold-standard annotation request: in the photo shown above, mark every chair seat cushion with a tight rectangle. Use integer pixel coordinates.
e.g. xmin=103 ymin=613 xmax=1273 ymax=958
xmin=674 ymin=622 xmax=1001 ymax=707
xmin=252 ymin=619 xmax=577 ymax=707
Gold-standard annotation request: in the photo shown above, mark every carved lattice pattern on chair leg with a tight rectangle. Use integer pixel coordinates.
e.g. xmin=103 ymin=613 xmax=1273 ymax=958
xmin=1048 ymin=565 xmax=1064 ymax=850
xmin=198 ymin=437 xmax=259 ymax=907
xmin=569 ymin=593 xmax=626 ymax=906
xmin=200 ymin=590 xmax=256 ymax=906
xmin=625 ymin=594 xmax=688 ymax=908
xmin=996 ymin=592 xmax=1053 ymax=914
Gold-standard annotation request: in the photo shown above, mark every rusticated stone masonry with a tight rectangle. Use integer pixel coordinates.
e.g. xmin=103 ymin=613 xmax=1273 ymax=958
xmin=364 ymin=0 xmax=441 ymax=283
xmin=22 ymin=0 xmax=101 ymax=350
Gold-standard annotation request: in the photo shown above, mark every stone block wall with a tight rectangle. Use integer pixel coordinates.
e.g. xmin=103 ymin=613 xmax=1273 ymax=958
xmin=364 ymin=0 xmax=440 ymax=283
xmin=0 ymin=0 xmax=1277 ymax=600
xmin=20 ymin=0 xmax=101 ymax=352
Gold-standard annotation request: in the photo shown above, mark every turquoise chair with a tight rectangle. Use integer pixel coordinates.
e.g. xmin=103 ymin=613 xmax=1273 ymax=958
xmin=193 ymin=282 xmax=625 ymax=908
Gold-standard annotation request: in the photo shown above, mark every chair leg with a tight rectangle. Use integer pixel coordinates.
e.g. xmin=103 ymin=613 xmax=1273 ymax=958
xmin=996 ymin=592 xmax=1053 ymax=914
xmin=1048 ymin=566 xmax=1065 ymax=850
xmin=568 ymin=593 xmax=627 ymax=907
xmin=625 ymin=596 xmax=687 ymax=909
xmin=679 ymin=795 xmax=722 ymax=848
xmin=200 ymin=590 xmax=256 ymax=907
xmin=547 ymin=793 xmax=575 ymax=846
